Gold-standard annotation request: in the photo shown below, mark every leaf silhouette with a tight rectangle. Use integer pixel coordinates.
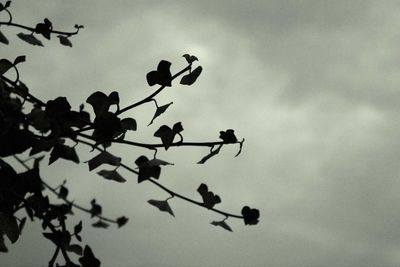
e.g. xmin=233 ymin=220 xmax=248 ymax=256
xmin=49 ymin=144 xmax=80 ymax=165
xmin=79 ymin=245 xmax=101 ymax=267
xmin=148 ymin=199 xmax=175 ymax=217
xmin=197 ymin=183 xmax=221 ymax=209
xmin=90 ymin=199 xmax=102 ymax=217
xmin=135 ymin=156 xmax=161 ymax=183
xmin=0 ymin=212 xmax=20 ymax=243
xmin=58 ymin=185 xmax=69 ymax=200
xmin=97 ymin=169 xmax=126 ymax=183
xmin=182 ymin=54 xmax=198 ymax=64
xmin=148 ymin=102 xmax=173 ymax=126
xmin=219 ymin=129 xmax=238 ymax=143
xmin=146 ymin=60 xmax=172 ymax=87
xmin=0 ymin=58 xmax=13 ymax=75
xmin=67 ymin=244 xmax=83 ymax=255
xmin=180 ymin=66 xmax=202 ymax=86
xmin=116 ymin=216 xmax=128 ymax=228
xmin=211 ymin=220 xmax=233 ymax=232
xmin=0 ymin=31 xmax=8 ymax=44
xmin=154 ymin=122 xmax=183 ymax=150
xmin=17 ymin=32 xmax=43 ymax=46
xmin=0 ymin=235 xmax=8 ymax=252
xmin=35 ymin=18 xmax=52 ymax=40
xmin=57 ymin=35 xmax=72 ymax=47
xmin=92 ymin=220 xmax=109 ymax=229
xmin=241 ymin=206 xmax=260 ymax=225
xmin=87 ymin=151 xmax=121 ymax=171
xmin=120 ymin=117 xmax=137 ymax=131
xmin=13 ymin=55 xmax=26 ymax=65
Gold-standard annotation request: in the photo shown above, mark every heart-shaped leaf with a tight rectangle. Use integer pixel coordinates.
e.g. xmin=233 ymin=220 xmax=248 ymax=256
xmin=182 ymin=54 xmax=198 ymax=64
xmin=13 ymin=55 xmax=26 ymax=65
xmin=148 ymin=199 xmax=175 ymax=217
xmin=49 ymin=144 xmax=79 ymax=165
xmin=219 ymin=129 xmax=238 ymax=143
xmin=241 ymin=206 xmax=260 ymax=225
xmin=120 ymin=117 xmax=137 ymax=131
xmin=67 ymin=244 xmax=83 ymax=255
xmin=35 ymin=18 xmax=52 ymax=40
xmin=135 ymin=156 xmax=161 ymax=183
xmin=197 ymin=183 xmax=221 ymax=209
xmin=154 ymin=122 xmax=183 ymax=150
xmin=146 ymin=60 xmax=172 ymax=87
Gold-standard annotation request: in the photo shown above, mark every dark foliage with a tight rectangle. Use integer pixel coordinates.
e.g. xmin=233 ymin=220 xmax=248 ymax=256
xmin=0 ymin=2 xmax=259 ymax=266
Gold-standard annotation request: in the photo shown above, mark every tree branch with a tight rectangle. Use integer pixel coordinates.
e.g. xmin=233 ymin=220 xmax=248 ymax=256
xmin=0 ymin=21 xmax=80 ymax=37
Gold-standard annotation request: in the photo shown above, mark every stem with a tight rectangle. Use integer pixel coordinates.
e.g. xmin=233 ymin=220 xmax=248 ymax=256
xmin=75 ymin=139 xmax=244 ymax=220
xmin=116 ymin=64 xmax=192 ymax=115
xmin=0 ymin=21 xmax=79 ymax=36
xmin=13 ymin=156 xmax=119 ymax=224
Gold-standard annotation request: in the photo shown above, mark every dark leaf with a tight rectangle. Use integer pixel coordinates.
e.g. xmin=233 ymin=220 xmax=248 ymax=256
xmin=0 ymin=128 xmax=36 ymax=157
xmin=13 ymin=55 xmax=26 ymax=65
xmin=146 ymin=60 xmax=172 ymax=87
xmin=197 ymin=144 xmax=222 ymax=164
xmin=58 ymin=185 xmax=69 ymax=200
xmin=57 ymin=35 xmax=72 ymax=47
xmin=120 ymin=117 xmax=137 ymax=131
xmin=219 ymin=129 xmax=238 ymax=143
xmin=211 ymin=220 xmax=233 ymax=232
xmin=180 ymin=66 xmax=202 ymax=86
xmin=0 ymin=235 xmax=8 ymax=253
xmin=241 ymin=206 xmax=260 ymax=225
xmin=92 ymin=112 xmax=122 ymax=141
xmin=86 ymin=91 xmax=110 ymax=117
xmin=0 ymin=212 xmax=19 ymax=243
xmin=0 ymin=31 xmax=9 ymax=45
xmin=139 ymin=158 xmax=173 ymax=167
xmin=67 ymin=244 xmax=83 ymax=255
xmin=116 ymin=216 xmax=128 ymax=228
xmin=182 ymin=54 xmax=198 ymax=64
xmin=90 ymin=199 xmax=102 ymax=217
xmin=97 ymin=169 xmax=126 ymax=183
xmin=5 ymin=1 xmax=11 ymax=9
xmin=17 ymin=32 xmax=43 ymax=46
xmin=197 ymin=183 xmax=221 ymax=209
xmin=27 ymin=107 xmax=51 ymax=132
xmin=108 ymin=91 xmax=119 ymax=105
xmin=0 ymin=58 xmax=13 ymax=75
xmin=154 ymin=122 xmax=183 ymax=150
xmin=135 ymin=156 xmax=161 ymax=183
xmin=79 ymin=245 xmax=101 ymax=267
xmin=35 ymin=18 xmax=52 ymax=40
xmin=49 ymin=144 xmax=80 ymax=165
xmin=74 ymin=221 xmax=82 ymax=235
xmin=92 ymin=220 xmax=109 ymax=229
xmin=148 ymin=102 xmax=173 ymax=126
xmin=87 ymin=151 xmax=121 ymax=171
xmin=148 ymin=199 xmax=174 ymax=217
xmin=45 ymin=96 xmax=72 ymax=120
xmin=43 ymin=230 xmax=71 ymax=248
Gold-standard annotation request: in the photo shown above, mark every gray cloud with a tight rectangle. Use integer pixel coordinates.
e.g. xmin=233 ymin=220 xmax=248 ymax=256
xmin=2 ymin=1 xmax=400 ymax=266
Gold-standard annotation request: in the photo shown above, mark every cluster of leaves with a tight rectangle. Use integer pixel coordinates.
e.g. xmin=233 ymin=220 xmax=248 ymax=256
xmin=0 ymin=2 xmax=259 ymax=266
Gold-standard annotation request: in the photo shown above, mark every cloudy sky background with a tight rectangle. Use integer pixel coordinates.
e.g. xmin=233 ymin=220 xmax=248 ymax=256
xmin=3 ymin=1 xmax=400 ymax=266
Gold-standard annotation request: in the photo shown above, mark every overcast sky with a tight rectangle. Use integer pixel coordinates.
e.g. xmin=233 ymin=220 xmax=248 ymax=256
xmin=3 ymin=1 xmax=400 ymax=266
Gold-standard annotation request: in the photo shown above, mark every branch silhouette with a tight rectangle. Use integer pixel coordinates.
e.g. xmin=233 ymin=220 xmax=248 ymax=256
xmin=0 ymin=2 xmax=259 ymax=266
